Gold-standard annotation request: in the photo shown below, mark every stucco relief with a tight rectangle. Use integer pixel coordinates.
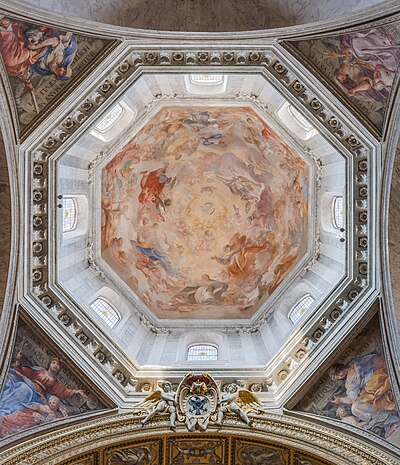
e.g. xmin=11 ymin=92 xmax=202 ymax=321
xmin=101 ymin=106 xmax=309 ymax=319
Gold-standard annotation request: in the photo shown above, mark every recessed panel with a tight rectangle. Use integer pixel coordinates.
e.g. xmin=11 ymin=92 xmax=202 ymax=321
xmin=101 ymin=105 xmax=310 ymax=319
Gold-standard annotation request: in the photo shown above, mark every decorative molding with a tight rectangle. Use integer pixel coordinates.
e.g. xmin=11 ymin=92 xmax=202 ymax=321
xmin=0 ymin=410 xmax=398 ymax=465
xmin=22 ymin=45 xmax=375 ymax=397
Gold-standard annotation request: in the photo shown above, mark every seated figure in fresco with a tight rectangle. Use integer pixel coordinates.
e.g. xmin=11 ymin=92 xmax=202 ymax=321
xmin=332 ymin=27 xmax=400 ymax=101
xmin=329 ymin=352 xmax=400 ymax=436
xmin=0 ymin=17 xmax=45 ymax=88
xmin=0 ymin=395 xmax=67 ymax=438
xmin=0 ymin=351 xmax=85 ymax=438
xmin=28 ymin=29 xmax=77 ymax=80
xmin=12 ymin=352 xmax=85 ymax=402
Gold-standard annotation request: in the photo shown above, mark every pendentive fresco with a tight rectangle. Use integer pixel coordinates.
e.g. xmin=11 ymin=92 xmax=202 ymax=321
xmin=0 ymin=315 xmax=112 ymax=441
xmin=101 ymin=106 xmax=309 ymax=319
xmin=295 ymin=316 xmax=400 ymax=445
xmin=0 ymin=13 xmax=116 ymax=138
xmin=286 ymin=22 xmax=400 ymax=134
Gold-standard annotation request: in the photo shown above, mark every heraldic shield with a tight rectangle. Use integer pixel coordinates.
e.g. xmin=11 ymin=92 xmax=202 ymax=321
xmin=177 ymin=373 xmax=219 ymax=431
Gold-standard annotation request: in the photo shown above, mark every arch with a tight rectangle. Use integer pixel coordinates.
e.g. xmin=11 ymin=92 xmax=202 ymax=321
xmin=320 ymin=192 xmax=345 ymax=235
xmin=276 ymin=102 xmax=318 ymax=140
xmin=288 ymin=294 xmax=315 ymax=324
xmin=187 ymin=343 xmax=218 ymax=361
xmin=90 ymin=297 xmax=120 ymax=328
xmin=1 ymin=412 xmax=397 ymax=465
xmin=90 ymin=101 xmax=136 ymax=143
xmin=176 ymin=331 xmax=228 ymax=363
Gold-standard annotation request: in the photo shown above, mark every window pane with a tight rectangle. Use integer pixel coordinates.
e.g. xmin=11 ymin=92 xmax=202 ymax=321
xmin=289 ymin=295 xmax=315 ymax=324
xmin=95 ymin=104 xmax=123 ymax=132
xmin=333 ymin=196 xmax=344 ymax=229
xmin=190 ymin=74 xmax=224 ymax=85
xmin=288 ymin=105 xmax=315 ymax=132
xmin=90 ymin=298 xmax=120 ymax=327
xmin=62 ymin=197 xmax=77 ymax=232
xmin=187 ymin=344 xmax=218 ymax=361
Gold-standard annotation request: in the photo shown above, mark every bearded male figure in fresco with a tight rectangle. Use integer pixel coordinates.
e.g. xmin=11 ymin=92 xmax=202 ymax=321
xmin=327 ymin=27 xmax=400 ymax=102
xmin=329 ymin=352 xmax=400 ymax=437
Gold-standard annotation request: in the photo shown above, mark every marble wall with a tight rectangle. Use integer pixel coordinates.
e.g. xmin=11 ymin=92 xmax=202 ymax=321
xmin=23 ymin=0 xmax=385 ymax=31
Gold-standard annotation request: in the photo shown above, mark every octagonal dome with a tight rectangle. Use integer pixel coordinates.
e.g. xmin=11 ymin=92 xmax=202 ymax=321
xmin=101 ymin=105 xmax=310 ymax=319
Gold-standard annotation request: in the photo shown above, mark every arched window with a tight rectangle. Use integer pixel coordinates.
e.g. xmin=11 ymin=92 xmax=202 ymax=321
xmin=190 ymin=74 xmax=224 ymax=85
xmin=187 ymin=344 xmax=218 ymax=361
xmin=276 ymin=102 xmax=317 ymax=140
xmin=332 ymin=196 xmax=344 ymax=229
xmin=62 ymin=197 xmax=77 ymax=232
xmin=288 ymin=105 xmax=315 ymax=132
xmin=90 ymin=298 xmax=120 ymax=328
xmin=94 ymin=104 xmax=123 ymax=132
xmin=289 ymin=294 xmax=315 ymax=324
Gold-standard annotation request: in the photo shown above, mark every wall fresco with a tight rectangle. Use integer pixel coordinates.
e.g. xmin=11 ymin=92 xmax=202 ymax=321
xmin=288 ymin=23 xmax=400 ymax=133
xmin=101 ymin=106 xmax=309 ymax=319
xmin=0 ymin=14 xmax=115 ymax=138
xmin=295 ymin=316 xmax=400 ymax=445
xmin=0 ymin=317 xmax=110 ymax=440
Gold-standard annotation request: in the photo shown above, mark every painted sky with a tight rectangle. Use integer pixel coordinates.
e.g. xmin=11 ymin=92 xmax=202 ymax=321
xmin=101 ymin=106 xmax=309 ymax=319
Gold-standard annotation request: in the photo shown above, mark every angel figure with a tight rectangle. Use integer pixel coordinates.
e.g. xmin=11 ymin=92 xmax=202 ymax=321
xmin=215 ymin=383 xmax=262 ymax=426
xmin=139 ymin=381 xmax=177 ymax=429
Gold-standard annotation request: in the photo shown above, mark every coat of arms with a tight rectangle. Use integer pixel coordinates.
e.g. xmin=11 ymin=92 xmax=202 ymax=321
xmin=134 ymin=372 xmax=263 ymax=431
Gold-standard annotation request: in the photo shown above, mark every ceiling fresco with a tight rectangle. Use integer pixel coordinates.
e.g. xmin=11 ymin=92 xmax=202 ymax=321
xmin=101 ymin=106 xmax=310 ymax=319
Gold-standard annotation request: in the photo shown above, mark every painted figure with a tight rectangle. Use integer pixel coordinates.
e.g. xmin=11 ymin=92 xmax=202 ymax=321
xmin=101 ymin=106 xmax=309 ymax=319
xmin=329 ymin=27 xmax=400 ymax=102
xmin=138 ymin=168 xmax=172 ymax=206
xmin=329 ymin=353 xmax=400 ymax=437
xmin=0 ymin=16 xmax=77 ymax=113
xmin=0 ymin=351 xmax=86 ymax=438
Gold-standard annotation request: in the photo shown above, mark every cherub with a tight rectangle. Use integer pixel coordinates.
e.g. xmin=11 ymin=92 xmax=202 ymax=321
xmin=138 ymin=381 xmax=177 ymax=429
xmin=215 ymin=383 xmax=262 ymax=426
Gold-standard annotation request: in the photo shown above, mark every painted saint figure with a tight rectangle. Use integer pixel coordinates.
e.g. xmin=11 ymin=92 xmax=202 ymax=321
xmin=0 ymin=351 xmax=86 ymax=438
xmin=331 ymin=27 xmax=400 ymax=102
xmin=329 ymin=353 xmax=400 ymax=437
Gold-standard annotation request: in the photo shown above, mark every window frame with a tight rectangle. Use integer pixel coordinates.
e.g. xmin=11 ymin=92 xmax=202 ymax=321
xmin=186 ymin=343 xmax=219 ymax=361
xmin=62 ymin=197 xmax=78 ymax=232
xmin=94 ymin=104 xmax=124 ymax=133
xmin=332 ymin=195 xmax=344 ymax=230
xmin=288 ymin=294 xmax=315 ymax=324
xmin=90 ymin=297 xmax=121 ymax=328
